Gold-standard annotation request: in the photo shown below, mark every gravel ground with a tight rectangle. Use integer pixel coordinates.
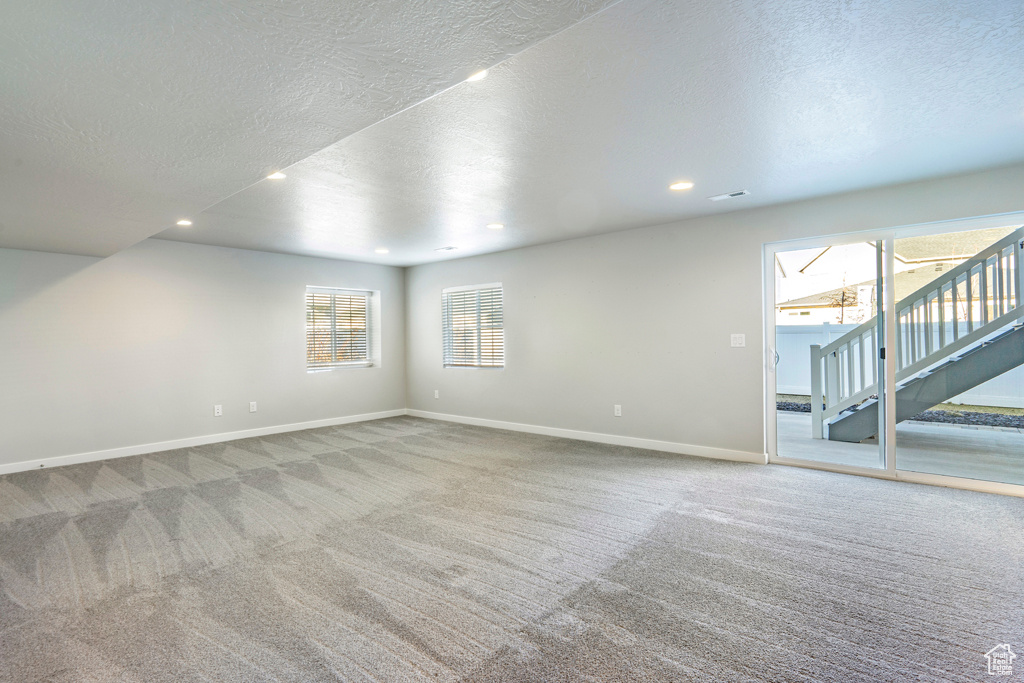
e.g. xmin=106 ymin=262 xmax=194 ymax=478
xmin=908 ymin=409 xmax=1024 ymax=429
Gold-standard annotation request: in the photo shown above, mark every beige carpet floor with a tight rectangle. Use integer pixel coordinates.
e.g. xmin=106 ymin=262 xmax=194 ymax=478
xmin=0 ymin=416 xmax=1021 ymax=681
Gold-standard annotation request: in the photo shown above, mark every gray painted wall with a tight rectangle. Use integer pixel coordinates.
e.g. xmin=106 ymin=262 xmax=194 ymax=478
xmin=3 ymin=164 xmax=1023 ymax=469
xmin=0 ymin=239 xmax=406 ymax=466
xmin=405 ymin=164 xmax=1024 ymax=457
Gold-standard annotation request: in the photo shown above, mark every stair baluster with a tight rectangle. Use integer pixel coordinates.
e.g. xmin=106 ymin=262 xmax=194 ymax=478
xmin=809 ymin=227 xmax=1024 ymax=441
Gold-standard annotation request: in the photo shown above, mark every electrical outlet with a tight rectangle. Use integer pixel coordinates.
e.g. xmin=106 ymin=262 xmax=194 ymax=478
xmin=731 ymin=333 xmax=746 ymax=348
xmin=434 ymin=390 xmax=439 ymax=399
xmin=614 ymin=404 xmax=622 ymax=417
xmin=214 ymin=404 xmax=223 ymax=417
xmin=249 ymin=401 xmax=257 ymax=413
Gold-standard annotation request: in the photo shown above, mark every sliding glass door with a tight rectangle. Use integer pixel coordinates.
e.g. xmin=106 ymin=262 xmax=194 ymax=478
xmin=767 ymin=218 xmax=1024 ymax=493
xmin=771 ymin=238 xmax=885 ymax=470
xmin=892 ymin=226 xmax=1024 ymax=486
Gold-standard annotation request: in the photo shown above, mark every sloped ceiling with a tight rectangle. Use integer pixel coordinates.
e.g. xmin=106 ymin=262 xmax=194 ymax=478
xmin=0 ymin=0 xmax=617 ymax=256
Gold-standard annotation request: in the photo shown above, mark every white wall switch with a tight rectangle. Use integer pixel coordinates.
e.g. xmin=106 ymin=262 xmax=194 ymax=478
xmin=614 ymin=404 xmax=622 ymax=417
xmin=214 ymin=404 xmax=223 ymax=417
xmin=434 ymin=390 xmax=439 ymax=399
xmin=249 ymin=401 xmax=257 ymax=413
xmin=731 ymin=333 xmax=746 ymax=348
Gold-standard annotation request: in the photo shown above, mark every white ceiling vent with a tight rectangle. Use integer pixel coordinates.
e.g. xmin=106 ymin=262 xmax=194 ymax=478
xmin=434 ymin=246 xmax=458 ymax=251
xmin=709 ymin=190 xmax=750 ymax=202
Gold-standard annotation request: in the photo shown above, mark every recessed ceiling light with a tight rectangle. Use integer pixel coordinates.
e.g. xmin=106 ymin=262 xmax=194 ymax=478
xmin=486 ymin=223 xmax=504 ymax=230
xmin=669 ymin=181 xmax=695 ymax=191
xmin=176 ymin=219 xmax=192 ymax=226
xmin=375 ymin=247 xmax=389 ymax=254
xmin=466 ymin=69 xmax=488 ymax=82
xmin=266 ymin=171 xmax=286 ymax=180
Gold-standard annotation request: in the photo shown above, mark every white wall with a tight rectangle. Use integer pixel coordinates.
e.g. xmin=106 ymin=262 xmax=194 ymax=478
xmin=405 ymin=164 xmax=1024 ymax=457
xmin=0 ymin=239 xmax=406 ymax=467
xmin=3 ymin=164 xmax=1022 ymax=470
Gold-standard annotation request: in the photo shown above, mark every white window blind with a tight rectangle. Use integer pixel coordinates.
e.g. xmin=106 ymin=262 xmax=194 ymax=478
xmin=306 ymin=287 xmax=371 ymax=369
xmin=442 ymin=284 xmax=504 ymax=368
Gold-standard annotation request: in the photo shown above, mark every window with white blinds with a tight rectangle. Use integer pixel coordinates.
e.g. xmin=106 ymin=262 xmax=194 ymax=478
xmin=442 ymin=284 xmax=504 ymax=368
xmin=306 ymin=287 xmax=373 ymax=369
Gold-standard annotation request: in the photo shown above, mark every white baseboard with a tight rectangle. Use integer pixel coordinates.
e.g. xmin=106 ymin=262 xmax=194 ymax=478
xmin=407 ymin=410 xmax=765 ymax=464
xmin=2 ymin=408 xmax=765 ymax=477
xmin=0 ymin=409 xmax=407 ymax=476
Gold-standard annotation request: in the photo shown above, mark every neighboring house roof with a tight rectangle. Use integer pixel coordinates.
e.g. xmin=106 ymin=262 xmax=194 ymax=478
xmin=775 ymin=254 xmax=788 ymax=278
xmin=780 ymin=264 xmax=955 ymax=308
xmin=780 ymin=285 xmax=862 ymax=309
xmin=780 ymin=226 xmax=1020 ymax=281
xmin=893 ymin=226 xmax=1018 ymax=263
xmin=797 ymin=245 xmax=833 ymax=274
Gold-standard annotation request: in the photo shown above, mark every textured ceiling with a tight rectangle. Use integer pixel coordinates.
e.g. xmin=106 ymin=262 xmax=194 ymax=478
xmin=4 ymin=0 xmax=1024 ymax=264
xmin=157 ymin=0 xmax=1024 ymax=266
xmin=0 ymin=0 xmax=617 ymax=256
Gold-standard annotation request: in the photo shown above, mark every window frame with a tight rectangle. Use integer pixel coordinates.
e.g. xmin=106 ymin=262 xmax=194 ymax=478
xmin=305 ymin=286 xmax=377 ymax=371
xmin=442 ymin=283 xmax=505 ymax=369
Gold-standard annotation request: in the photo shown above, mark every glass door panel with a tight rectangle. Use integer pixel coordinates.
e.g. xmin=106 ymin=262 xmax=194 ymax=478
xmin=893 ymin=225 xmax=1024 ymax=485
xmin=774 ymin=239 xmax=885 ymax=469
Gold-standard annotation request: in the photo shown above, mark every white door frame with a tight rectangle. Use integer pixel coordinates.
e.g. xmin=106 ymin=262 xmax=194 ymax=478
xmin=763 ymin=212 xmax=1024 ymax=498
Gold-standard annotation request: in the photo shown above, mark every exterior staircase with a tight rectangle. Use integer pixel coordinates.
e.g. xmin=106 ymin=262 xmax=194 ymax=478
xmin=811 ymin=228 xmax=1024 ymax=443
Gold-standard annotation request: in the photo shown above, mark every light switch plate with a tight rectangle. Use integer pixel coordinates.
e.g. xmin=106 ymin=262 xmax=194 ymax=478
xmin=731 ymin=334 xmax=746 ymax=348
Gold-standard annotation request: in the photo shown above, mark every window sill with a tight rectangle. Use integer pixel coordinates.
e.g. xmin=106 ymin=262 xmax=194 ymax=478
xmin=442 ymin=365 xmax=505 ymax=369
xmin=307 ymin=362 xmax=375 ymax=373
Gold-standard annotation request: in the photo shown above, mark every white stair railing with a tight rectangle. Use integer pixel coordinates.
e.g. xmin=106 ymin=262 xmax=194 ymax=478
xmin=810 ymin=227 xmax=1024 ymax=438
